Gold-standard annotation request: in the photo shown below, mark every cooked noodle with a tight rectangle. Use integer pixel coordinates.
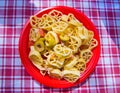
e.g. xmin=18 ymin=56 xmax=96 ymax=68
xmin=29 ymin=10 xmax=98 ymax=82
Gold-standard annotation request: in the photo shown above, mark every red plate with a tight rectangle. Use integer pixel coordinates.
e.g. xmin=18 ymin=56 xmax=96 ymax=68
xmin=19 ymin=6 xmax=100 ymax=88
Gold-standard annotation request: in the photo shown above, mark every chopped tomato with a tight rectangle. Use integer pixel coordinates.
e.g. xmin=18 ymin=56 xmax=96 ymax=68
xmin=28 ymin=41 xmax=34 ymax=48
xmin=38 ymin=28 xmax=45 ymax=37
xmin=56 ymin=33 xmax=61 ymax=43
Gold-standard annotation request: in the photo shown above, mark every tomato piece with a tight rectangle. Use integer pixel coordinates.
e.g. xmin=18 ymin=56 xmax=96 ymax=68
xmin=28 ymin=41 xmax=34 ymax=48
xmin=56 ymin=33 xmax=61 ymax=43
xmin=39 ymin=28 xmax=45 ymax=37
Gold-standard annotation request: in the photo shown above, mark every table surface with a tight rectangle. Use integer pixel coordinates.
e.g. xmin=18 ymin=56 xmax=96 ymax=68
xmin=0 ymin=0 xmax=120 ymax=93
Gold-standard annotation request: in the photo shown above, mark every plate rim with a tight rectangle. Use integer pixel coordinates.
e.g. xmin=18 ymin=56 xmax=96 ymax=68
xmin=19 ymin=6 xmax=101 ymax=88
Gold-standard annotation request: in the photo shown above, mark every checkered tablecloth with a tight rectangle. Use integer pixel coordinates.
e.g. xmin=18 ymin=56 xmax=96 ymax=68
xmin=0 ymin=0 xmax=120 ymax=93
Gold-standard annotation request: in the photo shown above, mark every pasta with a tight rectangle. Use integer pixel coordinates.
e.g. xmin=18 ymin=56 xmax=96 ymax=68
xmin=64 ymin=56 xmax=78 ymax=69
xmin=48 ymin=69 xmax=62 ymax=79
xmin=53 ymin=44 xmax=72 ymax=58
xmin=29 ymin=46 xmax=44 ymax=69
xmin=47 ymin=52 xmax=65 ymax=68
xmin=66 ymin=36 xmax=81 ymax=53
xmin=62 ymin=68 xmax=80 ymax=82
xmin=49 ymin=10 xmax=63 ymax=21
xmin=52 ymin=21 xmax=68 ymax=33
xmin=29 ymin=10 xmax=98 ymax=83
xmin=74 ymin=58 xmax=86 ymax=72
xmin=88 ymin=38 xmax=98 ymax=50
xmin=30 ymin=16 xmax=40 ymax=28
xmin=80 ymin=49 xmax=93 ymax=62
xmin=29 ymin=28 xmax=40 ymax=42
xmin=39 ymin=14 xmax=55 ymax=30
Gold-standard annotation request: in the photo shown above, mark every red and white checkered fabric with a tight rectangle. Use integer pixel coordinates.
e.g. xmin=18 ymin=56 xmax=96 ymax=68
xmin=0 ymin=0 xmax=120 ymax=93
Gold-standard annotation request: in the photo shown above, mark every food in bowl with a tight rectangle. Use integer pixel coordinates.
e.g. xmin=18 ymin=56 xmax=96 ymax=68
xmin=28 ymin=10 xmax=98 ymax=83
